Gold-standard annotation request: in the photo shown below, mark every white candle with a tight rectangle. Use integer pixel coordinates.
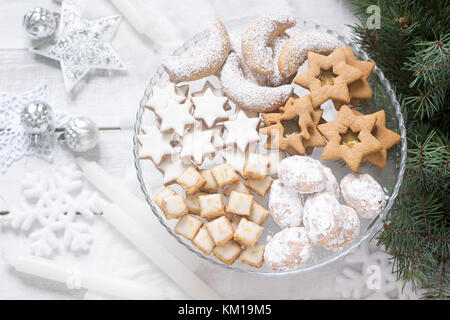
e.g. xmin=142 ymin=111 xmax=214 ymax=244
xmin=2 ymin=252 xmax=162 ymax=300
xmin=75 ymin=157 xmax=201 ymax=271
xmin=100 ymin=200 xmax=221 ymax=300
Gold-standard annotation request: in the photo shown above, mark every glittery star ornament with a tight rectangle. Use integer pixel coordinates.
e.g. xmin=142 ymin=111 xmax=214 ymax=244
xmin=31 ymin=1 xmax=126 ymax=92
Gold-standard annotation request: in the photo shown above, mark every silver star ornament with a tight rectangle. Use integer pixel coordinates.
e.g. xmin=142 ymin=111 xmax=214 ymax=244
xmin=31 ymin=1 xmax=126 ymax=91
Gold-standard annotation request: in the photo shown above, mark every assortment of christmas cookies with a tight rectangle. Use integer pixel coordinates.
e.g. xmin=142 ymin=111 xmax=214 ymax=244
xmin=137 ymin=13 xmax=401 ymax=271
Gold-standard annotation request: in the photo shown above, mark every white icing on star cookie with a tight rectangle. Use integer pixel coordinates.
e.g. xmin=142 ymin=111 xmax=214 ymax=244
xmin=155 ymin=99 xmax=195 ymax=136
xmin=223 ymin=110 xmax=261 ymax=152
xmin=180 ymin=123 xmax=216 ymax=165
xmin=159 ymin=154 xmax=191 ymax=185
xmin=145 ymin=82 xmax=187 ymax=112
xmin=137 ymin=125 xmax=176 ymax=165
xmin=192 ymin=88 xmax=229 ymax=128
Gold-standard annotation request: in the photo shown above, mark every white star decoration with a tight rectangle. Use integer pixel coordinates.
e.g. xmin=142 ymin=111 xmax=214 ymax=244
xmin=137 ymin=125 xmax=175 ymax=165
xmin=30 ymin=1 xmax=126 ymax=92
xmin=155 ymin=99 xmax=195 ymax=136
xmin=192 ymin=88 xmax=229 ymax=128
xmin=146 ymin=83 xmax=187 ymax=112
xmin=223 ymin=110 xmax=261 ymax=152
xmin=180 ymin=124 xmax=215 ymax=165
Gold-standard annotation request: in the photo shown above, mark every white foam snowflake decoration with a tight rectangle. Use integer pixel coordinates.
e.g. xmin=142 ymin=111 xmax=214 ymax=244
xmin=0 ymin=83 xmax=68 ymax=173
xmin=335 ymin=241 xmax=423 ymax=299
xmin=9 ymin=164 xmax=100 ymax=257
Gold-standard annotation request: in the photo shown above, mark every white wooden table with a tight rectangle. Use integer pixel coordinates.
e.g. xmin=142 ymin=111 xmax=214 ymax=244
xmin=0 ymin=0 xmax=380 ymax=300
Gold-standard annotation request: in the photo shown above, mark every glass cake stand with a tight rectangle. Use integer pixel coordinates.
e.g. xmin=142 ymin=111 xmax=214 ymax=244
xmin=133 ymin=17 xmax=407 ymax=275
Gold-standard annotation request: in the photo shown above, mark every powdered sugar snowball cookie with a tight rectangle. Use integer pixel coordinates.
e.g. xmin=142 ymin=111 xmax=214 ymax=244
xmin=220 ymin=52 xmax=293 ymax=112
xmin=320 ymin=164 xmax=340 ymax=199
xmin=191 ymin=88 xmax=229 ymax=128
xmin=145 ymin=82 xmax=188 ymax=112
xmin=303 ymin=192 xmax=342 ymax=246
xmin=277 ymin=156 xmax=326 ymax=194
xmin=340 ymin=173 xmax=386 ymax=219
xmin=154 ymin=99 xmax=195 ymax=136
xmin=162 ymin=19 xmax=231 ymax=83
xmin=264 ymin=227 xmax=312 ymax=271
xmin=241 ymin=13 xmax=296 ymax=75
xmin=278 ymin=30 xmax=344 ymax=78
xmin=322 ymin=205 xmax=360 ymax=252
xmin=267 ymin=33 xmax=295 ymax=87
xmin=223 ymin=110 xmax=261 ymax=152
xmin=230 ymin=34 xmax=267 ymax=86
xmin=269 ymin=179 xmax=304 ymax=228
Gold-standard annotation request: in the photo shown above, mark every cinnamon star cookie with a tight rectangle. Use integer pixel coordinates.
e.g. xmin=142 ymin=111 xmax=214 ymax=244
xmin=294 ymin=48 xmax=364 ymax=107
xmin=317 ymin=105 xmax=383 ymax=172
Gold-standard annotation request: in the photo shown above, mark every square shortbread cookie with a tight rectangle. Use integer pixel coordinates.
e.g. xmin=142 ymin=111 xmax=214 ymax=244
xmin=226 ymin=191 xmax=254 ymax=216
xmin=199 ymin=193 xmax=225 ymax=219
xmin=162 ymin=193 xmax=188 ymax=219
xmin=193 ymin=227 xmax=215 ymax=256
xmin=206 ymin=216 xmax=234 ymax=246
xmin=176 ymin=167 xmax=206 ymax=195
xmin=240 ymin=243 xmax=265 ymax=268
xmin=234 ymin=217 xmax=264 ymax=247
xmin=213 ymin=240 xmax=242 ymax=265
xmin=174 ymin=214 xmax=203 ymax=240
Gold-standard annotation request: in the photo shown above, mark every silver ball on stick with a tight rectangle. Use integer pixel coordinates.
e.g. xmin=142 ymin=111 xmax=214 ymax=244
xmin=23 ymin=7 xmax=58 ymax=39
xmin=21 ymin=101 xmax=54 ymax=135
xmin=63 ymin=117 xmax=99 ymax=153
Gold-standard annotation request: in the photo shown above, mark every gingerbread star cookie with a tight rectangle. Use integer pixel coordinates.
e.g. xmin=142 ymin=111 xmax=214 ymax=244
xmin=352 ymin=109 xmax=402 ymax=168
xmin=333 ymin=46 xmax=376 ymax=110
xmin=294 ymin=47 xmax=364 ymax=107
xmin=259 ymin=95 xmax=325 ymax=155
xmin=317 ymin=105 xmax=383 ymax=172
xmin=191 ymin=82 xmax=230 ymax=128
xmin=137 ymin=125 xmax=176 ymax=165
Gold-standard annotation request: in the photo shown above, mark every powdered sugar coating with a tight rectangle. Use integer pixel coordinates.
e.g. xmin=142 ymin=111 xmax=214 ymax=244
xmin=268 ymin=179 xmax=304 ymax=228
xmin=303 ymin=192 xmax=342 ymax=246
xmin=322 ymin=205 xmax=360 ymax=251
xmin=320 ymin=164 xmax=340 ymax=199
xmin=340 ymin=173 xmax=386 ymax=219
xmin=264 ymin=227 xmax=312 ymax=271
xmin=278 ymin=30 xmax=343 ymax=77
xmin=267 ymin=33 xmax=294 ymax=86
xmin=162 ymin=19 xmax=231 ymax=82
xmin=278 ymin=156 xmax=325 ymax=194
xmin=230 ymin=34 xmax=267 ymax=86
xmin=220 ymin=53 xmax=293 ymax=112
xmin=241 ymin=13 xmax=296 ymax=75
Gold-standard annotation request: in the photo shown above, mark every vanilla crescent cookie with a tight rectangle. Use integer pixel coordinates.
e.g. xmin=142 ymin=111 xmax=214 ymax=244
xmin=264 ymin=227 xmax=312 ymax=271
xmin=162 ymin=19 xmax=231 ymax=83
xmin=268 ymin=179 xmax=304 ymax=229
xmin=267 ymin=33 xmax=295 ymax=86
xmin=303 ymin=192 xmax=342 ymax=246
xmin=220 ymin=53 xmax=293 ymax=112
xmin=340 ymin=173 xmax=386 ymax=219
xmin=322 ymin=205 xmax=360 ymax=251
xmin=278 ymin=30 xmax=343 ymax=77
xmin=241 ymin=13 xmax=296 ymax=75
xmin=277 ymin=156 xmax=326 ymax=194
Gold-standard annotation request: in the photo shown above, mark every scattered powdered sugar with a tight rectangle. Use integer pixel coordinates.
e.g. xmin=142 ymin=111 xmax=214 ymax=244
xmin=220 ymin=52 xmax=293 ymax=112
xmin=277 ymin=156 xmax=325 ymax=194
xmin=278 ymin=30 xmax=343 ymax=77
xmin=241 ymin=13 xmax=296 ymax=75
xmin=162 ymin=19 xmax=231 ymax=82
xmin=268 ymin=179 xmax=304 ymax=228
xmin=340 ymin=173 xmax=386 ymax=219
xmin=264 ymin=227 xmax=312 ymax=271
xmin=323 ymin=205 xmax=360 ymax=252
xmin=267 ymin=33 xmax=293 ymax=86
xmin=320 ymin=164 xmax=340 ymax=199
xmin=303 ymin=192 xmax=342 ymax=245
xmin=229 ymin=33 xmax=267 ymax=86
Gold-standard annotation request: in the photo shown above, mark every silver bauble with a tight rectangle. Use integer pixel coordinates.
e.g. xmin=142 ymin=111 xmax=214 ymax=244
xmin=21 ymin=101 xmax=54 ymax=135
xmin=64 ymin=117 xmax=99 ymax=153
xmin=23 ymin=7 xmax=58 ymax=39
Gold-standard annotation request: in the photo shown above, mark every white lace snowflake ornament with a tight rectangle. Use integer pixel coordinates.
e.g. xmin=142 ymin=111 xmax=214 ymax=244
xmin=0 ymin=83 xmax=68 ymax=173
xmin=9 ymin=164 xmax=101 ymax=257
xmin=335 ymin=241 xmax=422 ymax=299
